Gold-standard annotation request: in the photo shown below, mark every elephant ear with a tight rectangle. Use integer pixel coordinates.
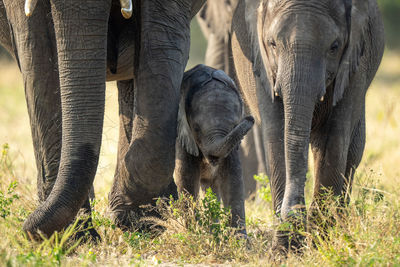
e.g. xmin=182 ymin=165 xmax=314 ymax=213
xmin=177 ymin=65 xmax=214 ymax=156
xmin=178 ymin=77 xmax=199 ymax=157
xmin=333 ymin=0 xmax=370 ymax=105
xmin=245 ymin=0 xmax=275 ymax=102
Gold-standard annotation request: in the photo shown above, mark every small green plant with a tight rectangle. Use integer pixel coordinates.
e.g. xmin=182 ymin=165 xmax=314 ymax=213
xmin=81 ymin=250 xmax=97 ymax=263
xmin=123 ymin=231 xmax=151 ymax=250
xmin=254 ymin=173 xmax=272 ymax=203
xmin=90 ymin=199 xmax=116 ymax=229
xmin=35 ymin=219 xmax=85 ymax=265
xmin=198 ymin=188 xmax=231 ymax=240
xmin=0 ymin=180 xmax=19 ymax=219
xmin=155 ymin=189 xmax=233 ymax=243
xmin=0 ymin=143 xmax=13 ymax=173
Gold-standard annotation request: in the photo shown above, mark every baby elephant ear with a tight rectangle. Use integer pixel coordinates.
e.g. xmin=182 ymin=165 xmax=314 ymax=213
xmin=333 ymin=0 xmax=369 ymax=105
xmin=177 ymin=75 xmax=199 ymax=157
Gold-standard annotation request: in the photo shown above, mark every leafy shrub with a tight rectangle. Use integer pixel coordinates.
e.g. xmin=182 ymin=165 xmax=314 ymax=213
xmin=253 ymin=173 xmax=272 ymax=203
xmin=0 ymin=180 xmax=19 ymax=219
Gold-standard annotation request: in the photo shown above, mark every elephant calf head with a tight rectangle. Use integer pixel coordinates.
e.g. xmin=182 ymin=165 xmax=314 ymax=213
xmin=178 ymin=64 xmax=254 ymax=164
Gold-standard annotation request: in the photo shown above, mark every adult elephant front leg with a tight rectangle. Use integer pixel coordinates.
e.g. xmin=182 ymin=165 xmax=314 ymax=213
xmin=3 ymin=0 xmax=61 ymax=202
xmin=109 ymin=0 xmax=198 ymax=228
xmin=257 ymin=81 xmax=289 ymax=248
xmin=23 ymin=0 xmax=111 ymax=238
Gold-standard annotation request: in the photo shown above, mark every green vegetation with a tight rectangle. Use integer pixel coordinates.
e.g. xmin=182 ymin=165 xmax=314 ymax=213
xmin=254 ymin=174 xmax=272 ymax=203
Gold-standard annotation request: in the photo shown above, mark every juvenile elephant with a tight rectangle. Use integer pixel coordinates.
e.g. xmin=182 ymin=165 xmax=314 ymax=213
xmin=174 ymin=64 xmax=254 ymax=233
xmin=228 ymin=0 xmax=384 ymax=250
xmin=0 ymin=0 xmax=206 ymax=239
xmin=197 ymin=0 xmax=267 ymax=199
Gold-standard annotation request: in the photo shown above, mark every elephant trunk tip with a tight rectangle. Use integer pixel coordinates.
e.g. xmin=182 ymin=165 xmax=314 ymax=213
xmin=209 ymin=115 xmax=254 ymax=159
xmin=244 ymin=115 xmax=255 ymax=125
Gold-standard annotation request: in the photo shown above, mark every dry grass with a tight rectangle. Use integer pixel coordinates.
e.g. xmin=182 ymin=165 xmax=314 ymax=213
xmin=0 ymin=51 xmax=400 ymax=266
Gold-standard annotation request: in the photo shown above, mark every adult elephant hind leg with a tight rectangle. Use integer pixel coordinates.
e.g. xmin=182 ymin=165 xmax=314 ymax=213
xmin=343 ymin=116 xmax=366 ymax=205
xmin=114 ymin=80 xmax=135 ymax=179
xmin=3 ymin=0 xmax=61 ymax=203
xmin=108 ymin=0 xmax=193 ymax=229
xmin=240 ymin=123 xmax=266 ymax=199
xmin=204 ymin=33 xmax=227 ymax=71
xmin=309 ymin=112 xmax=354 ymax=229
xmin=108 ymin=79 xmax=136 ymax=228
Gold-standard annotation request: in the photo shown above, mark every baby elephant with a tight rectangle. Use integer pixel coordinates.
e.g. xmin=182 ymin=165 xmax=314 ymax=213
xmin=175 ymin=64 xmax=254 ymax=233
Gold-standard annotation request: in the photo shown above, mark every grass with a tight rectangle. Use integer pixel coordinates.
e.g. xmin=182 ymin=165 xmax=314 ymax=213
xmin=0 ymin=50 xmax=400 ymax=265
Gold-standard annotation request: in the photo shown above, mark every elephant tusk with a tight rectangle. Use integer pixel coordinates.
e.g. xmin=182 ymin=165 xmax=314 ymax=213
xmin=120 ymin=0 xmax=133 ymax=19
xmin=24 ymin=0 xmax=38 ymax=17
xmin=320 ymin=95 xmax=325 ymax=102
xmin=274 ymin=91 xmax=279 ymax=97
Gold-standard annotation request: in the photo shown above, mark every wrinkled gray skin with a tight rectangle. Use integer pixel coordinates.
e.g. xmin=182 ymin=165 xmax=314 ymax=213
xmin=197 ymin=0 xmax=267 ymax=199
xmin=0 ymin=0 xmax=206 ymax=239
xmin=174 ymin=64 xmax=254 ymax=233
xmin=229 ymin=0 xmax=384 ymax=250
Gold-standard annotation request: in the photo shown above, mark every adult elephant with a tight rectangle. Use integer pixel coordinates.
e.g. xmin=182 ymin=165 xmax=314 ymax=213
xmin=197 ymin=0 xmax=267 ymax=199
xmin=230 ymin=0 xmax=384 ymax=250
xmin=0 ymin=0 xmax=205 ymax=239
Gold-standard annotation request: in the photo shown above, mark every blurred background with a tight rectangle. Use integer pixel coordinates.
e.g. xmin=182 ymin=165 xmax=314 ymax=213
xmin=0 ymin=1 xmax=399 ymax=197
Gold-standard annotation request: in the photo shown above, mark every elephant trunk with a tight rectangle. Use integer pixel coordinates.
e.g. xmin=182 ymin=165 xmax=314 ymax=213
xmin=23 ymin=0 xmax=111 ymax=238
xmin=279 ymin=51 xmax=324 ymax=222
xmin=205 ymin=116 xmax=254 ymax=159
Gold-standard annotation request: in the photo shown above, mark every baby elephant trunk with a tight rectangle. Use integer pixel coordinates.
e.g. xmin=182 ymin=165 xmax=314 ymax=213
xmin=208 ymin=116 xmax=255 ymax=159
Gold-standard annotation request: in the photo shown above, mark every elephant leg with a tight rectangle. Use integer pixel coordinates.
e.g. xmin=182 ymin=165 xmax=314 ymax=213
xmin=174 ymin=146 xmax=201 ymax=199
xmin=343 ymin=115 xmax=365 ymax=203
xmin=204 ymin=33 xmax=227 ymax=72
xmin=112 ymin=79 xmax=135 ymax=186
xmin=309 ymin=112 xmax=363 ymax=235
xmin=260 ymin=100 xmax=286 ymax=216
xmin=310 ymin=114 xmax=353 ymax=207
xmin=3 ymin=0 xmax=61 ymax=202
xmin=239 ymin=130 xmax=257 ymax=199
xmin=240 ymin=123 xmax=267 ymax=199
xmin=218 ymin=152 xmax=246 ymax=234
xmin=109 ymin=0 xmax=192 ymax=228
xmin=107 ymin=80 xmax=135 ymax=226
xmin=257 ymin=88 xmax=295 ymax=250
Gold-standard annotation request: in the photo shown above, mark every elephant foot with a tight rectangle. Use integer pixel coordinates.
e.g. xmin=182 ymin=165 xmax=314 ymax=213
xmin=108 ymin=179 xmax=178 ymax=231
xmin=73 ymin=217 xmax=101 ymax=244
xmin=24 ymin=206 xmax=100 ymax=243
xmin=272 ymin=229 xmax=305 ymax=255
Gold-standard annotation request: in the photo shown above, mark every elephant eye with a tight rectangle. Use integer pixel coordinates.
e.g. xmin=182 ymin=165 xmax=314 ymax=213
xmin=192 ymin=124 xmax=201 ymax=134
xmin=268 ymin=39 xmax=277 ymax=49
xmin=329 ymin=40 xmax=340 ymax=55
